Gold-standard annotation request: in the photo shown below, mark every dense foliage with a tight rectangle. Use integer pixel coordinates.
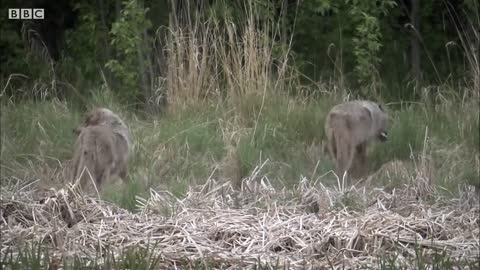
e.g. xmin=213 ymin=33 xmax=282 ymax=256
xmin=0 ymin=0 xmax=478 ymax=104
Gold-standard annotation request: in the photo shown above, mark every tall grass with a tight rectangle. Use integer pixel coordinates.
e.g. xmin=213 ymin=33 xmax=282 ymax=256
xmin=1 ymin=90 xmax=477 ymax=209
xmin=163 ymin=0 xmax=295 ymax=113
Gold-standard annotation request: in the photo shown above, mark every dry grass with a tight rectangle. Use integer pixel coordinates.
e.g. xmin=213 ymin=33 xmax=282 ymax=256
xmin=163 ymin=0 xmax=295 ymax=115
xmin=1 ymin=161 xmax=479 ymax=269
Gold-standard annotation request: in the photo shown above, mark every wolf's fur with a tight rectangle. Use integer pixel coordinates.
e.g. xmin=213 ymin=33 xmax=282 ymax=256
xmin=70 ymin=108 xmax=131 ymax=192
xmin=325 ymin=100 xmax=388 ymax=182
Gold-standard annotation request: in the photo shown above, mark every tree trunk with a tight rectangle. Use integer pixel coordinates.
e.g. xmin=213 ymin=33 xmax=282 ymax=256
xmin=410 ymin=0 xmax=421 ymax=84
xmin=281 ymin=0 xmax=288 ymax=45
xmin=115 ymin=0 xmax=121 ymax=20
xmin=98 ymin=0 xmax=111 ymax=62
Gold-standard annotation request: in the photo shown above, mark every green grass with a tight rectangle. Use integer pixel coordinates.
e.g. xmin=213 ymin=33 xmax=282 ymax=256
xmin=375 ymin=245 xmax=479 ymax=270
xmin=2 ymin=241 xmax=477 ymax=270
xmin=1 ymin=92 xmax=478 ymax=209
xmin=0 ymin=100 xmax=80 ymax=162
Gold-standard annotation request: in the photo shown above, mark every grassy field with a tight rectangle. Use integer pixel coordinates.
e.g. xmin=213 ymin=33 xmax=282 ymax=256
xmin=1 ymin=89 xmax=478 ymax=210
xmin=1 ymin=6 xmax=478 ymax=267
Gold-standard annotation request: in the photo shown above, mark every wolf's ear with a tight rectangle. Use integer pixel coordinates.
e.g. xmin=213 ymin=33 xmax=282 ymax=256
xmin=84 ymin=109 xmax=101 ymax=126
xmin=378 ymin=103 xmax=385 ymax=112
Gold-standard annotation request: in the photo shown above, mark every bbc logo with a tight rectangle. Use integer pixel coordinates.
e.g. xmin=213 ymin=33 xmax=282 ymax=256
xmin=8 ymin=9 xmax=44 ymax=19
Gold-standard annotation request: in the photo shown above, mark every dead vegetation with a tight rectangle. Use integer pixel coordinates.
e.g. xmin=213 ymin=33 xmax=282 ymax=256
xmin=1 ymin=163 xmax=479 ymax=269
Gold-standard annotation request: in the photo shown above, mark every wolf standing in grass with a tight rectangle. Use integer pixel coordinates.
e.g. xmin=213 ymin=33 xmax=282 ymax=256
xmin=325 ymin=100 xmax=389 ymax=183
xmin=70 ymin=108 xmax=132 ymax=193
